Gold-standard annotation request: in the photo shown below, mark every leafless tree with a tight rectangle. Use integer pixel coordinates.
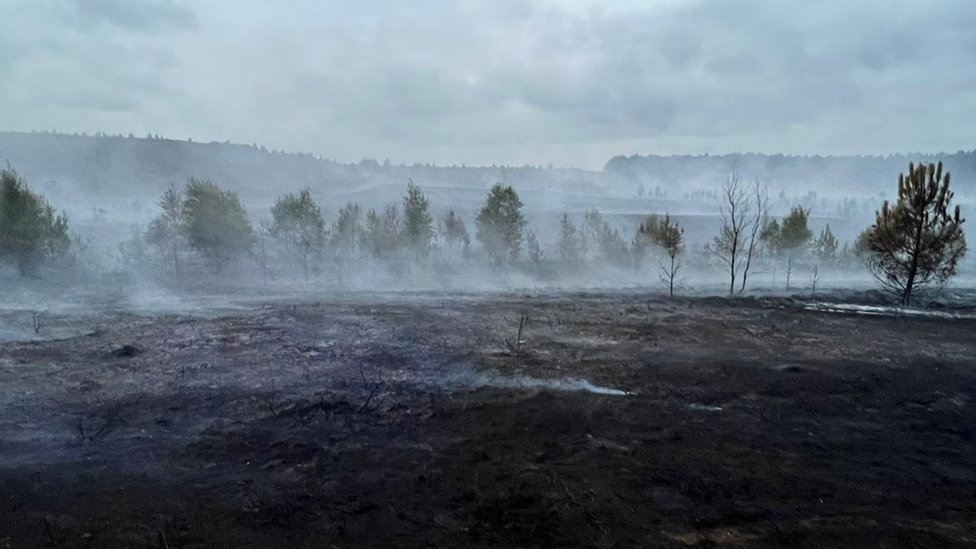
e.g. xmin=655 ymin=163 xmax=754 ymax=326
xmin=505 ymin=310 xmax=529 ymax=357
xmin=706 ymin=172 xmax=769 ymax=295
xmin=738 ymin=179 xmax=769 ymax=293
xmin=707 ymin=172 xmax=751 ymax=295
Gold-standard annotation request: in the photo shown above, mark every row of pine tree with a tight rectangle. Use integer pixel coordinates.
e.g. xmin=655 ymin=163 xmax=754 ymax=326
xmin=0 ymin=162 xmax=966 ymax=304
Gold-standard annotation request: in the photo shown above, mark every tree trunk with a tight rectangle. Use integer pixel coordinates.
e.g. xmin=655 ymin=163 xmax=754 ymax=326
xmin=728 ymin=238 xmax=739 ymax=295
xmin=739 ymin=237 xmax=756 ymax=294
xmin=786 ymin=256 xmax=793 ymax=290
xmin=16 ymin=254 xmax=34 ymax=277
xmin=259 ymin=234 xmax=267 ymax=283
xmin=903 ymin=217 xmax=926 ymax=306
xmin=669 ymin=255 xmax=675 ymax=298
xmin=728 ymin=253 xmax=736 ymax=295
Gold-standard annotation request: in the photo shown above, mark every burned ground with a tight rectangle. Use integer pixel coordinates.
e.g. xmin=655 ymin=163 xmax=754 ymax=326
xmin=1 ymin=292 xmax=976 ymax=547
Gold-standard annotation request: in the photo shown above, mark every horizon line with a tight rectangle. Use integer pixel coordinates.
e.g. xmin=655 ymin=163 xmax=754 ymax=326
xmin=2 ymin=129 xmax=974 ymax=172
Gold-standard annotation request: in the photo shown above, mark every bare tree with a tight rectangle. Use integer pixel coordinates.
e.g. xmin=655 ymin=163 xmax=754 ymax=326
xmin=707 ymin=172 xmax=752 ymax=295
xmin=738 ymin=179 xmax=769 ymax=293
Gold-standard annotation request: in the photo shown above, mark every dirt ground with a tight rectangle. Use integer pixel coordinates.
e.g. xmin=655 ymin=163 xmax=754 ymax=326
xmin=2 ymin=291 xmax=976 ymax=548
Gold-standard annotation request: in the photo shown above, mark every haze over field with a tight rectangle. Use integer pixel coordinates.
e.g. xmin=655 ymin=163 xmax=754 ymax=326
xmin=0 ymin=0 xmax=973 ymax=294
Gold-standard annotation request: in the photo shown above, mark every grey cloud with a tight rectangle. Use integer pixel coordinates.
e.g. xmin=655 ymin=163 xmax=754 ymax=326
xmin=58 ymin=0 xmax=196 ymax=32
xmin=60 ymin=90 xmax=138 ymax=113
xmin=1 ymin=0 xmax=974 ymax=167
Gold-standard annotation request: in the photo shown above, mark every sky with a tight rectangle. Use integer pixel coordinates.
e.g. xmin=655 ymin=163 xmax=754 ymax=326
xmin=1 ymin=0 xmax=974 ymax=169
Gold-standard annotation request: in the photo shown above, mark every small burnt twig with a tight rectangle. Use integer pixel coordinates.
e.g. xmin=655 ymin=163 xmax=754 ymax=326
xmin=358 ymin=385 xmax=380 ymax=413
xmin=264 ymin=380 xmax=281 ymax=417
xmin=504 ymin=310 xmax=529 ymax=357
xmin=76 ymin=402 xmax=126 ymax=443
xmin=32 ymin=313 xmax=45 ymax=335
xmin=390 ymin=503 xmax=431 ymax=527
xmin=43 ymin=517 xmax=57 ymax=547
xmin=357 ymin=364 xmax=384 ymax=413
xmin=157 ymin=529 xmax=170 ymax=549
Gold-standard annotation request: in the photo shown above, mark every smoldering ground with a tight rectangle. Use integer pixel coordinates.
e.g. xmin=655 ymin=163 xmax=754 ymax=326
xmin=2 ymin=291 xmax=976 ymax=547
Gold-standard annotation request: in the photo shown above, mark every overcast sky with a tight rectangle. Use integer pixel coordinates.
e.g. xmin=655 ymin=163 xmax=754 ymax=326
xmin=1 ymin=0 xmax=974 ymax=168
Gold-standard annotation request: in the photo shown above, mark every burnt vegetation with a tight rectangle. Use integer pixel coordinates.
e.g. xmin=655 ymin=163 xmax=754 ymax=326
xmin=3 ymin=295 xmax=976 ymax=547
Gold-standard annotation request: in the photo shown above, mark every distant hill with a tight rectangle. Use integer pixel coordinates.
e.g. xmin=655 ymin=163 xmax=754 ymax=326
xmin=1 ymin=131 xmax=973 ymax=226
xmin=0 ymin=132 xmax=617 ymax=221
xmin=605 ymin=151 xmax=976 ymax=198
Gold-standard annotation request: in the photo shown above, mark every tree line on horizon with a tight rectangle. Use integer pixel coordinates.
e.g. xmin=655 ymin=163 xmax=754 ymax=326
xmin=0 ymin=161 xmax=967 ymax=305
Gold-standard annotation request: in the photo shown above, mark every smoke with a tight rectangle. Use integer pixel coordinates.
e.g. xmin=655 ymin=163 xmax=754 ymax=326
xmin=805 ymin=302 xmax=976 ymax=319
xmin=0 ymin=133 xmax=973 ymax=316
xmin=445 ymin=368 xmax=628 ymax=396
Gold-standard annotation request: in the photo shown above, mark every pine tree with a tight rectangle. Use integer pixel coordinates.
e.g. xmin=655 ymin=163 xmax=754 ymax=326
xmin=117 ymin=226 xmax=148 ymax=270
xmin=526 ymin=230 xmax=543 ymax=265
xmin=778 ymin=206 xmax=813 ymax=289
xmin=271 ymin=187 xmax=325 ymax=281
xmin=583 ymin=209 xmax=628 ymax=266
xmin=0 ymin=166 xmax=71 ymax=276
xmin=442 ymin=210 xmax=470 ymax=257
xmin=638 ymin=214 xmax=684 ymax=297
xmin=183 ymin=178 xmax=253 ymax=273
xmin=762 ymin=206 xmax=812 ymax=289
xmin=633 ymin=214 xmax=660 ymax=264
xmin=146 ymin=186 xmax=185 ymax=273
xmin=364 ymin=204 xmax=402 ymax=258
xmin=365 ymin=209 xmax=383 ymax=257
xmin=655 ymin=215 xmax=684 ymax=298
xmin=759 ymin=218 xmax=780 ymax=259
xmin=402 ymin=180 xmax=434 ymax=257
xmin=865 ymin=161 xmax=966 ymax=305
xmin=814 ymin=224 xmax=838 ymax=263
xmin=332 ymin=202 xmax=364 ymax=257
xmin=476 ymin=184 xmax=526 ymax=264
xmin=557 ymin=213 xmax=582 ymax=263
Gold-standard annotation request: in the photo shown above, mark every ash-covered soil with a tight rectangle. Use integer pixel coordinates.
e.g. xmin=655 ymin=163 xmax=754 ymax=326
xmin=2 ymin=292 xmax=976 ymax=548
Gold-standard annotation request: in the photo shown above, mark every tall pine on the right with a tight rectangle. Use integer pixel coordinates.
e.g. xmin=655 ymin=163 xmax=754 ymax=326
xmin=865 ymin=161 xmax=966 ymax=305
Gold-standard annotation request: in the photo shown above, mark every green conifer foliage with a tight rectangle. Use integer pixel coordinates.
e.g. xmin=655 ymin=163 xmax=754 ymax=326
xmin=866 ymin=161 xmax=966 ymax=305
